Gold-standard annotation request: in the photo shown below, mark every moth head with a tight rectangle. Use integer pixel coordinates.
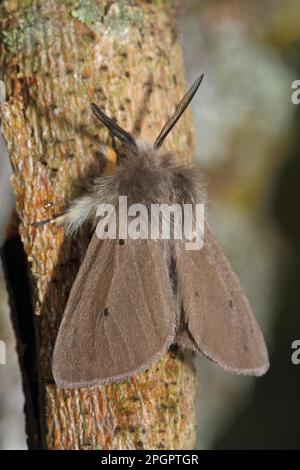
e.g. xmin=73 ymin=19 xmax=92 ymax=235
xmin=91 ymin=74 xmax=203 ymax=162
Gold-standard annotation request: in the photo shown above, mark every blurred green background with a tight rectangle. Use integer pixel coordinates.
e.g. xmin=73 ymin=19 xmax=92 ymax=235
xmin=0 ymin=0 xmax=300 ymax=449
xmin=182 ymin=0 xmax=300 ymax=449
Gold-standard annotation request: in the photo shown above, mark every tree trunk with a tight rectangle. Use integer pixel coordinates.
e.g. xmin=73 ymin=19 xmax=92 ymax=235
xmin=0 ymin=0 xmax=197 ymax=450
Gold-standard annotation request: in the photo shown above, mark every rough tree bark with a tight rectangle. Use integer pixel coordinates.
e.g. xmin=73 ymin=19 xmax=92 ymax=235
xmin=0 ymin=0 xmax=197 ymax=450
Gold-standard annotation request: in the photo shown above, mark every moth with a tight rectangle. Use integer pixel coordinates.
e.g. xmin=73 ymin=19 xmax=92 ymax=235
xmin=52 ymin=75 xmax=269 ymax=388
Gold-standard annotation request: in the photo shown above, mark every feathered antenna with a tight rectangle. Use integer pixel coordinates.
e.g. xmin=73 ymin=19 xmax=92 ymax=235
xmin=154 ymin=74 xmax=204 ymax=149
xmin=91 ymin=103 xmax=138 ymax=154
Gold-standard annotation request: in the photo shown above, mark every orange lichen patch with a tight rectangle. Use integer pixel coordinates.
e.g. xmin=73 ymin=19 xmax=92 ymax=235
xmin=100 ymin=144 xmax=117 ymax=175
xmin=46 ymin=350 xmax=196 ymax=450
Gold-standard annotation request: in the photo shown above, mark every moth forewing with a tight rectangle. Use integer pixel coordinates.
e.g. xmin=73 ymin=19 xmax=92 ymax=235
xmin=52 ymin=234 xmax=176 ymax=388
xmin=175 ymin=221 xmax=269 ymax=376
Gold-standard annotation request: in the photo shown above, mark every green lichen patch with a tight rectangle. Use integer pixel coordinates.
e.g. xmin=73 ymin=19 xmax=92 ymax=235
xmin=71 ymin=0 xmax=105 ymax=25
xmin=70 ymin=1 xmax=143 ymax=38
xmin=0 ymin=11 xmax=37 ymax=52
xmin=104 ymin=3 xmax=143 ymax=37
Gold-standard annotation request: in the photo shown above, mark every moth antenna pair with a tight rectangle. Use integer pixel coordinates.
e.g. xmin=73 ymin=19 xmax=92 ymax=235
xmin=91 ymin=73 xmax=204 ymax=154
xmin=32 ymin=75 xmax=204 ymax=228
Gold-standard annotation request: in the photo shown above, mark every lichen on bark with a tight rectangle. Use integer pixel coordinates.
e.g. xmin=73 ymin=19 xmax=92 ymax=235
xmin=0 ymin=0 xmax=197 ymax=450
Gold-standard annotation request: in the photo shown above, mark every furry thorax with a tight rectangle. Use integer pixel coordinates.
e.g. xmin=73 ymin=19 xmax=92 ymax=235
xmin=63 ymin=141 xmax=206 ymax=237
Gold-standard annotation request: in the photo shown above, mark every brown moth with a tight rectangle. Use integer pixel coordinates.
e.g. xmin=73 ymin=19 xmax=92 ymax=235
xmin=52 ymin=75 xmax=269 ymax=388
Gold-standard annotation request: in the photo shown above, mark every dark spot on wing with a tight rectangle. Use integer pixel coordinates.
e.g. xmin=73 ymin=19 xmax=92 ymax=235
xmin=101 ymin=307 xmax=109 ymax=317
xmin=195 ymin=291 xmax=199 ymax=297
xmin=229 ymin=299 xmax=233 ymax=309
xmin=119 ymin=239 xmax=125 ymax=246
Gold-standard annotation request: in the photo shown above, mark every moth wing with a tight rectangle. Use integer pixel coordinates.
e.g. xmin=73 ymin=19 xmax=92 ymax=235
xmin=52 ymin=234 xmax=175 ymax=388
xmin=176 ymin=221 xmax=269 ymax=375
